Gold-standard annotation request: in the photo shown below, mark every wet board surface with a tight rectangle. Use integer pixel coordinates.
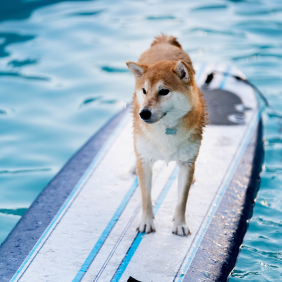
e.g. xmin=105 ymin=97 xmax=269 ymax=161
xmin=0 ymin=64 xmax=262 ymax=282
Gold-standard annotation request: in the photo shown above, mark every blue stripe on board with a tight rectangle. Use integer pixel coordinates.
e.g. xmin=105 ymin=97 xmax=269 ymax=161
xmin=72 ymin=177 xmax=139 ymax=282
xmin=10 ymin=111 xmax=130 ymax=282
xmin=111 ymin=167 xmax=179 ymax=282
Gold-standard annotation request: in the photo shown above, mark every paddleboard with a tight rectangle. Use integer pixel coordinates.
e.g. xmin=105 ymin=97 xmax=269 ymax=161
xmin=0 ymin=63 xmax=263 ymax=282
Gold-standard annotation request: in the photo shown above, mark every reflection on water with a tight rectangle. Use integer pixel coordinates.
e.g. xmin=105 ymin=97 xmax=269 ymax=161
xmin=0 ymin=0 xmax=282 ymax=280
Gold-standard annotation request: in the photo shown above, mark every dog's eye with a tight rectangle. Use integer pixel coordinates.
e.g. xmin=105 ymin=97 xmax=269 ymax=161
xmin=142 ymin=88 xmax=146 ymax=94
xmin=159 ymin=89 xmax=170 ymax=96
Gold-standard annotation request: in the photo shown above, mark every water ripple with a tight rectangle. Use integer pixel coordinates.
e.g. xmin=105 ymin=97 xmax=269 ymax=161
xmin=235 ymin=7 xmax=282 ymax=16
xmin=0 ymin=71 xmax=49 ymax=81
xmin=254 ymin=217 xmax=282 ymax=228
xmin=191 ymin=4 xmax=228 ymax=11
xmin=190 ymin=28 xmax=245 ymax=37
xmin=0 ymin=168 xmax=52 ymax=174
xmin=146 ymin=15 xmax=177 ymax=20
xmin=241 ymin=245 xmax=282 ymax=260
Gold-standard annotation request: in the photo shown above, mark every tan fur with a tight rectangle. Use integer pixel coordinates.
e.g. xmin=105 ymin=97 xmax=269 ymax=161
xmin=138 ymin=34 xmax=195 ymax=73
xmin=131 ymin=60 xmax=206 ymax=144
xmin=127 ymin=35 xmax=206 ymax=236
xmin=151 ymin=34 xmax=182 ymax=48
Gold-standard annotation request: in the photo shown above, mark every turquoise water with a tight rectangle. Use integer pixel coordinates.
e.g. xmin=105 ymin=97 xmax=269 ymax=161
xmin=0 ymin=0 xmax=281 ymax=280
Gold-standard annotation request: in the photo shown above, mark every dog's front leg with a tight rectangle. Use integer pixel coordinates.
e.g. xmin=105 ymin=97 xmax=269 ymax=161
xmin=136 ymin=157 xmax=155 ymax=234
xmin=172 ymin=161 xmax=195 ymax=236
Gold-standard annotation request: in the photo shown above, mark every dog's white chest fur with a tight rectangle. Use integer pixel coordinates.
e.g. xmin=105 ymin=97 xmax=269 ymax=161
xmin=136 ymin=121 xmax=200 ymax=164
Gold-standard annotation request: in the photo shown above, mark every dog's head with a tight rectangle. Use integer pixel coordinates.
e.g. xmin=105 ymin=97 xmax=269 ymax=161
xmin=126 ymin=60 xmax=197 ymax=127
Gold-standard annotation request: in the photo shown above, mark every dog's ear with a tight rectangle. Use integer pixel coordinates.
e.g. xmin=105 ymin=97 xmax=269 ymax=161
xmin=173 ymin=60 xmax=192 ymax=83
xmin=126 ymin=62 xmax=148 ymax=79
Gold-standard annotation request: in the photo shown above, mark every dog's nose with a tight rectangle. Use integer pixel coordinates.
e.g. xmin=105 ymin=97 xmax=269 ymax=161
xmin=139 ymin=109 xmax=151 ymax=120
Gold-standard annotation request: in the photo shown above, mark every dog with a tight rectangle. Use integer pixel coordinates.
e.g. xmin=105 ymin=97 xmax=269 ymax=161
xmin=126 ymin=35 xmax=206 ymax=236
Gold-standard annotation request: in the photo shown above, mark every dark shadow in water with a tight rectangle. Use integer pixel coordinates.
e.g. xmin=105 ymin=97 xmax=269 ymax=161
xmin=8 ymin=58 xmax=38 ymax=67
xmin=236 ymin=7 xmax=282 ymax=16
xmin=0 ymin=0 xmax=93 ymax=23
xmin=191 ymin=4 xmax=228 ymax=12
xmin=0 ymin=71 xmax=49 ymax=81
xmin=0 ymin=33 xmax=35 ymax=58
xmin=0 ymin=108 xmax=7 ymax=115
xmin=101 ymin=66 xmax=129 ymax=73
xmin=0 ymin=208 xmax=27 ymax=217
xmin=70 ymin=9 xmax=104 ymax=17
xmin=267 ymin=136 xmax=282 ymax=144
xmin=83 ymin=97 xmax=101 ymax=104
xmin=80 ymin=96 xmax=101 ymax=108
xmin=226 ymin=0 xmax=246 ymax=2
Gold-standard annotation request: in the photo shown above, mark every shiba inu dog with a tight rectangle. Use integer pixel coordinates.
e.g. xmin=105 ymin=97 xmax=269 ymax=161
xmin=126 ymin=35 xmax=206 ymax=236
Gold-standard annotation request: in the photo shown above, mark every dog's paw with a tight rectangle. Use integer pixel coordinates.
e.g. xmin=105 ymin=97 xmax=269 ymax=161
xmin=172 ymin=221 xmax=191 ymax=236
xmin=137 ymin=217 xmax=155 ymax=234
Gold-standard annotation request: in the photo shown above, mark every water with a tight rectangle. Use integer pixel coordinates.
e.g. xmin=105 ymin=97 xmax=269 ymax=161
xmin=0 ymin=0 xmax=281 ymax=280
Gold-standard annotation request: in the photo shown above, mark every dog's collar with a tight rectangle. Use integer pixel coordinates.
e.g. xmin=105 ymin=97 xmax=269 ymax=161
xmin=165 ymin=128 xmax=177 ymax=136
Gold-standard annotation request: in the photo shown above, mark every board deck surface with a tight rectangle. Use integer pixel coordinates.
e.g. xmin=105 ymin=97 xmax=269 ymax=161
xmin=0 ymin=64 xmax=262 ymax=282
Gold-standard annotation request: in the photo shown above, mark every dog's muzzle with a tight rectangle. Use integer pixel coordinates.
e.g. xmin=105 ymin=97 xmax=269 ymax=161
xmin=139 ymin=110 xmax=167 ymax=124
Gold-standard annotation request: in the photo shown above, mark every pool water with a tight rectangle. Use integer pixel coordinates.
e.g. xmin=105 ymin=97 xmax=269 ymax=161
xmin=0 ymin=0 xmax=281 ymax=280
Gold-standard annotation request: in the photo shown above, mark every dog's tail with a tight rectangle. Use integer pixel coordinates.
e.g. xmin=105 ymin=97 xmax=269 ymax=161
xmin=151 ymin=34 xmax=182 ymax=49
